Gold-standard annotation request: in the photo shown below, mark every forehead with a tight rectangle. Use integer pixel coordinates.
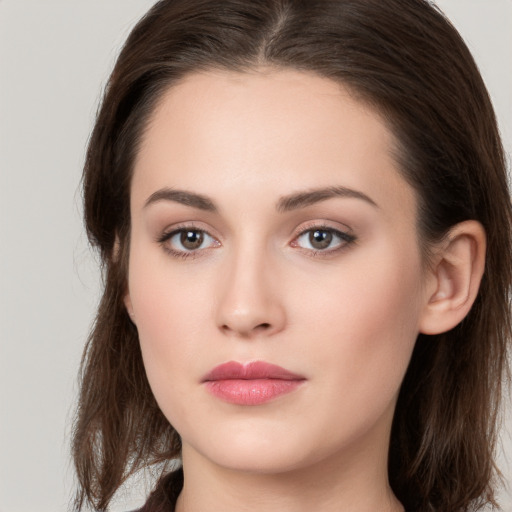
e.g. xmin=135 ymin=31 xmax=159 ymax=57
xmin=132 ymin=67 xmax=414 ymax=217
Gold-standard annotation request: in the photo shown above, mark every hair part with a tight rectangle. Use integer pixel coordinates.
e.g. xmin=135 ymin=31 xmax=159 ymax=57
xmin=74 ymin=1 xmax=512 ymax=510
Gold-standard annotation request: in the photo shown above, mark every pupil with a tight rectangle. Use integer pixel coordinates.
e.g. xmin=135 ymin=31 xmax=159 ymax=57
xmin=181 ymin=230 xmax=203 ymax=250
xmin=310 ymin=230 xmax=332 ymax=249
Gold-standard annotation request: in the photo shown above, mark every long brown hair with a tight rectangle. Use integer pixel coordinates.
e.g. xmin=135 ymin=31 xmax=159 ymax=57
xmin=73 ymin=1 xmax=512 ymax=510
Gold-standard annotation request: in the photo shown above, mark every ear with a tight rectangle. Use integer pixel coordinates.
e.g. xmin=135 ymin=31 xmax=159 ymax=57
xmin=419 ymin=220 xmax=486 ymax=335
xmin=124 ymin=291 xmax=136 ymax=323
xmin=114 ymin=234 xmax=136 ymax=323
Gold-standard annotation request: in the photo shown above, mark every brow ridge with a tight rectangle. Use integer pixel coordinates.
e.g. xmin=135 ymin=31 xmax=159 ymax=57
xmin=144 ymin=185 xmax=377 ymax=213
xmin=276 ymin=186 xmax=378 ymax=212
xmin=144 ymin=188 xmax=217 ymax=211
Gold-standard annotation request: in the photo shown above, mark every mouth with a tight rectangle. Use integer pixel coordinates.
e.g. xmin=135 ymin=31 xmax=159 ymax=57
xmin=202 ymin=360 xmax=306 ymax=405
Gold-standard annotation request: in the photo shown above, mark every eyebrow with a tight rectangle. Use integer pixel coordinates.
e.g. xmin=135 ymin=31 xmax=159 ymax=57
xmin=276 ymin=186 xmax=378 ymax=212
xmin=144 ymin=188 xmax=217 ymax=211
xmin=143 ymin=185 xmax=378 ymax=212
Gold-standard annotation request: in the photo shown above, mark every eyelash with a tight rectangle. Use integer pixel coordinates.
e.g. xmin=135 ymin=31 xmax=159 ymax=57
xmin=157 ymin=223 xmax=356 ymax=260
xmin=290 ymin=223 xmax=356 ymax=257
xmin=157 ymin=224 xmax=218 ymax=259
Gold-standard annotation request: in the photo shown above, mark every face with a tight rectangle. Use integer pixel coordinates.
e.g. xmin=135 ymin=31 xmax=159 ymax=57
xmin=126 ymin=68 xmax=430 ymax=475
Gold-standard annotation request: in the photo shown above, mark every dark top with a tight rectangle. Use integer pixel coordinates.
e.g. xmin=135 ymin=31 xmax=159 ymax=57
xmin=136 ymin=468 xmax=183 ymax=512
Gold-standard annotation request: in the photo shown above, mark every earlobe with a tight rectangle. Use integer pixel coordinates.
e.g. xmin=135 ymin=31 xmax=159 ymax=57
xmin=124 ymin=292 xmax=136 ymax=323
xmin=115 ymin=236 xmax=136 ymax=323
xmin=419 ymin=220 xmax=486 ymax=335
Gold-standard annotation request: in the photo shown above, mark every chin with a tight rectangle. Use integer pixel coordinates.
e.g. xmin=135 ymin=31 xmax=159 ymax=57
xmin=203 ymin=447 xmax=312 ymax=475
xmin=183 ymin=415 xmax=360 ymax=478
xmin=182 ymin=421 xmax=318 ymax=474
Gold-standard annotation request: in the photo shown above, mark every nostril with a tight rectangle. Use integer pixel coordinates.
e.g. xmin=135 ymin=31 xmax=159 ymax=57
xmin=220 ymin=322 xmax=272 ymax=335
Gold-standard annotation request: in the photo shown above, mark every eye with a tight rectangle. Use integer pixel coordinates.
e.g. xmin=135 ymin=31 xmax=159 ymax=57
xmin=292 ymin=226 xmax=355 ymax=254
xmin=158 ymin=227 xmax=220 ymax=257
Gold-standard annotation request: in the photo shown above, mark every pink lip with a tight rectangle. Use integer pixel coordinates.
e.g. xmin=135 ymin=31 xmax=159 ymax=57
xmin=203 ymin=361 xmax=306 ymax=405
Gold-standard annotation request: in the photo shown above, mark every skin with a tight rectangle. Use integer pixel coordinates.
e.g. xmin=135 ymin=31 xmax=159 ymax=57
xmin=124 ymin=68 xmax=486 ymax=512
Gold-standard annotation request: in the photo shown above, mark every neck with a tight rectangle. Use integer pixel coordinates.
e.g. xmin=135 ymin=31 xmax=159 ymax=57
xmin=175 ymin=419 xmax=404 ymax=512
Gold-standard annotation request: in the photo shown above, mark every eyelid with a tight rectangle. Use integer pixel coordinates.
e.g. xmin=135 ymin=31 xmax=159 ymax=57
xmin=157 ymin=222 xmax=221 ymax=258
xmin=290 ymin=220 xmax=354 ymax=241
xmin=289 ymin=221 xmax=356 ymax=255
xmin=155 ymin=220 xmax=356 ymax=259
xmin=156 ymin=220 xmax=221 ymax=241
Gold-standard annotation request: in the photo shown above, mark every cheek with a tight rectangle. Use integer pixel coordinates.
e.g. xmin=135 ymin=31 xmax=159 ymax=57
xmin=128 ymin=224 xmax=425 ymax=446
xmin=290 ymin=240 xmax=424 ymax=421
xmin=126 ymin=247 xmax=212 ymax=396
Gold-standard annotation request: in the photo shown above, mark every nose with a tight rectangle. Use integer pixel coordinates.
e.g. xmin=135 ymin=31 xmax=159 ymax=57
xmin=215 ymin=248 xmax=286 ymax=339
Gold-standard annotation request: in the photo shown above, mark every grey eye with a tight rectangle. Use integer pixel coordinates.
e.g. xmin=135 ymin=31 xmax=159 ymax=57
xmin=308 ymin=230 xmax=333 ymax=249
xmin=295 ymin=228 xmax=353 ymax=252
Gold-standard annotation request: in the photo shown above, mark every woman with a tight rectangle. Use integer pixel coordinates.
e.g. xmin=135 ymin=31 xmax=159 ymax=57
xmin=72 ymin=1 xmax=512 ymax=511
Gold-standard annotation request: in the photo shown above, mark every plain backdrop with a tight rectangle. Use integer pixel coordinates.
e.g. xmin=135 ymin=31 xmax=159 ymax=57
xmin=0 ymin=1 xmax=511 ymax=511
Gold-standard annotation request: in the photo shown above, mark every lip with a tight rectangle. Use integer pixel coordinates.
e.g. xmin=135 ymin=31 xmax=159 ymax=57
xmin=202 ymin=361 xmax=306 ymax=405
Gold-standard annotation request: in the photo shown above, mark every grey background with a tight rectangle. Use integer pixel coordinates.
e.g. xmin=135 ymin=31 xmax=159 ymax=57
xmin=0 ymin=1 xmax=510 ymax=511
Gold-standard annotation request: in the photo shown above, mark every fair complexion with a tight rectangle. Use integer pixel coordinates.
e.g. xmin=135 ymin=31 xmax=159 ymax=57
xmin=125 ymin=68 xmax=485 ymax=512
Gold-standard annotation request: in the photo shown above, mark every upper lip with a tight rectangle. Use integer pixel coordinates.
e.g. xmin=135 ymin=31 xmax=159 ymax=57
xmin=202 ymin=361 xmax=305 ymax=382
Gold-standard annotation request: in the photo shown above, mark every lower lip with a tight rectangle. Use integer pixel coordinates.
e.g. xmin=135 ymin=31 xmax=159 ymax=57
xmin=204 ymin=379 xmax=304 ymax=405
